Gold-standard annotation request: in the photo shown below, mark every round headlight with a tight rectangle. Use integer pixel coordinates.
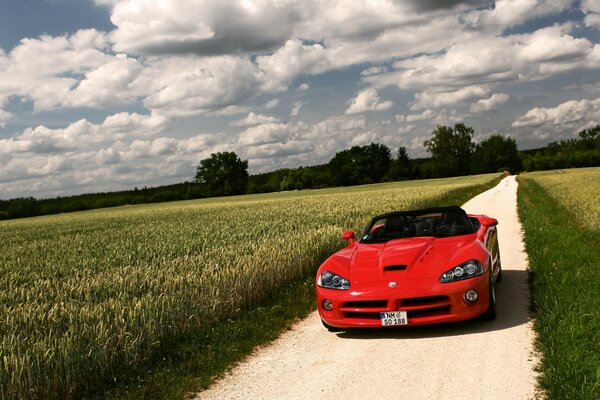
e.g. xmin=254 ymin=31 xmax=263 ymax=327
xmin=332 ymin=276 xmax=341 ymax=286
xmin=454 ymin=266 xmax=464 ymax=277
xmin=322 ymin=272 xmax=333 ymax=285
xmin=465 ymin=263 xmax=478 ymax=275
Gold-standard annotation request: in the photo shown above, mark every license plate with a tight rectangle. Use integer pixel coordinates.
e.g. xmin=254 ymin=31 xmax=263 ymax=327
xmin=380 ymin=311 xmax=408 ymax=326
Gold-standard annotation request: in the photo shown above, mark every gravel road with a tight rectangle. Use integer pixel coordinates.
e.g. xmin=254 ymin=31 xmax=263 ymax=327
xmin=195 ymin=175 xmax=538 ymax=400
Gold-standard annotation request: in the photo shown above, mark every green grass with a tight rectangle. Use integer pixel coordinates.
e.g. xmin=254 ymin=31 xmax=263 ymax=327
xmin=518 ymin=170 xmax=600 ymax=400
xmin=0 ymin=173 xmax=502 ymax=399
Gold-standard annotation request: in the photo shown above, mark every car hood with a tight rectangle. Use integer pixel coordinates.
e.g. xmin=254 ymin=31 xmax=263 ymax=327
xmin=348 ymin=235 xmax=476 ymax=282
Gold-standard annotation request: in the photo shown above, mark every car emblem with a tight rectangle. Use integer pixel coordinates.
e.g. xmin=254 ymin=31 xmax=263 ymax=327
xmin=389 ymin=281 xmax=397 ymax=288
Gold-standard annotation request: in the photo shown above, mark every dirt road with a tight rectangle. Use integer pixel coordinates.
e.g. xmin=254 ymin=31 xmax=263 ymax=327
xmin=196 ymin=175 xmax=538 ymax=400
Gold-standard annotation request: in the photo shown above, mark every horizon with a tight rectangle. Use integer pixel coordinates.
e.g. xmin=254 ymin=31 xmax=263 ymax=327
xmin=1 ymin=0 xmax=600 ymax=199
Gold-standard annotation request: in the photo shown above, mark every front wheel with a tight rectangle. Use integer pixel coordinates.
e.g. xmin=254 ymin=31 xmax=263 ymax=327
xmin=481 ymin=271 xmax=497 ymax=320
xmin=321 ymin=319 xmax=343 ymax=332
xmin=495 ymin=253 xmax=503 ymax=283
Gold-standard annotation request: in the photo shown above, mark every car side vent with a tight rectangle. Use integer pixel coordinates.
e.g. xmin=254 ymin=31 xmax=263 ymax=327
xmin=384 ymin=264 xmax=407 ymax=271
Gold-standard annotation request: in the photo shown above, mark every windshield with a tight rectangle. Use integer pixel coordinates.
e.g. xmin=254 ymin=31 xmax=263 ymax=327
xmin=360 ymin=208 xmax=476 ymax=243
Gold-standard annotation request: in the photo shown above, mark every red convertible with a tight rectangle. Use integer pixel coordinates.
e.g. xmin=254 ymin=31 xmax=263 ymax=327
xmin=316 ymin=206 xmax=502 ymax=331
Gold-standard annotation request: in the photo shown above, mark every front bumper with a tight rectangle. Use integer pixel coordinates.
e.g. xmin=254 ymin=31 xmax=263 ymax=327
xmin=316 ymin=273 xmax=490 ymax=328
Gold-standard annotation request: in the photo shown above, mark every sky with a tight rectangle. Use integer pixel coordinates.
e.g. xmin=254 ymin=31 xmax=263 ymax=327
xmin=1 ymin=0 xmax=600 ymax=199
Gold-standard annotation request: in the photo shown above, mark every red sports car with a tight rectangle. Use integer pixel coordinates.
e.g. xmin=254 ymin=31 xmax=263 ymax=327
xmin=316 ymin=206 xmax=502 ymax=331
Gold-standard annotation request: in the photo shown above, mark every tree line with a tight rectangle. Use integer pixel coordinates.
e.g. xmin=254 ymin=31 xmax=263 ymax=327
xmin=1 ymin=124 xmax=598 ymax=220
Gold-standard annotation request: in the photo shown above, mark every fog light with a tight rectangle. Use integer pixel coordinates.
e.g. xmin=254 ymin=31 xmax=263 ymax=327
xmin=322 ymin=299 xmax=334 ymax=311
xmin=465 ymin=290 xmax=478 ymax=302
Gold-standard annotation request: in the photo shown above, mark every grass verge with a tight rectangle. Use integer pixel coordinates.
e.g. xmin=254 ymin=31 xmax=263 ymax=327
xmin=517 ymin=176 xmax=600 ymax=399
xmin=101 ymin=174 xmax=505 ymax=400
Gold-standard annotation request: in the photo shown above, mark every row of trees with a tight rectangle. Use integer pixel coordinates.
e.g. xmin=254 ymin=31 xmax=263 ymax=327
xmin=1 ymin=124 xmax=598 ymax=220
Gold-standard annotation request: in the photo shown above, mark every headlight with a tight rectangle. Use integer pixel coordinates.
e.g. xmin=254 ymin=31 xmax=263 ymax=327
xmin=439 ymin=260 xmax=484 ymax=283
xmin=317 ymin=271 xmax=350 ymax=290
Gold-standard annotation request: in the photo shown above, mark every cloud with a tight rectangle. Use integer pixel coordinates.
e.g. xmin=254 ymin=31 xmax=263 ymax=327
xmin=470 ymin=93 xmax=509 ymax=113
xmin=345 ymin=88 xmax=393 ymax=114
xmin=468 ymin=0 xmax=574 ymax=32
xmin=0 ymin=109 xmax=13 ymax=128
xmin=405 ymin=109 xmax=436 ymax=123
xmin=412 ymin=85 xmax=490 ymax=110
xmin=101 ymin=112 xmax=169 ymax=139
xmin=141 ymin=55 xmax=263 ymax=117
xmin=367 ymin=24 xmax=597 ymax=93
xmin=256 ymin=39 xmax=331 ymax=91
xmin=107 ymin=0 xmax=303 ymax=56
xmin=0 ymin=29 xmax=116 ymax=111
xmin=512 ymin=98 xmax=600 ymax=129
xmin=519 ymin=26 xmax=593 ymax=64
xmin=231 ymin=112 xmax=280 ymax=127
xmin=63 ymin=54 xmax=144 ymax=108
xmin=297 ymin=83 xmax=310 ymax=92
xmin=291 ymin=101 xmax=303 ymax=116
xmin=239 ymin=123 xmax=296 ymax=146
xmin=0 ymin=112 xmax=167 ymax=156
xmin=398 ymin=124 xmax=415 ymax=134
xmin=264 ymin=98 xmax=280 ymax=109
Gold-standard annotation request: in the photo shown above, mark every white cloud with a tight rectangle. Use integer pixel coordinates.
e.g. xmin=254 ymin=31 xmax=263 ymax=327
xmin=470 ymin=93 xmax=509 ymax=113
xmin=350 ymin=131 xmax=378 ymax=146
xmin=367 ymin=24 xmax=597 ymax=94
xmin=264 ymin=98 xmax=280 ymax=109
xmin=107 ymin=0 xmax=302 ymax=56
xmin=291 ymin=101 xmax=303 ymax=116
xmin=512 ymin=98 xmax=600 ymax=128
xmin=361 ymin=65 xmax=388 ymax=76
xmin=412 ymin=85 xmax=490 ymax=110
xmin=256 ymin=39 xmax=331 ymax=91
xmin=519 ymin=26 xmax=592 ymax=64
xmin=141 ymin=55 xmax=263 ymax=117
xmin=0 ymin=112 xmax=167 ymax=156
xmin=101 ymin=112 xmax=169 ymax=139
xmin=405 ymin=109 xmax=436 ymax=123
xmin=398 ymin=124 xmax=415 ymax=134
xmin=469 ymin=0 xmax=574 ymax=32
xmin=63 ymin=54 xmax=144 ymax=108
xmin=297 ymin=83 xmax=310 ymax=92
xmin=0 ymin=109 xmax=13 ymax=128
xmin=585 ymin=13 xmax=600 ymax=28
xmin=239 ymin=123 xmax=293 ymax=146
xmin=345 ymin=88 xmax=393 ymax=114
xmin=231 ymin=112 xmax=280 ymax=127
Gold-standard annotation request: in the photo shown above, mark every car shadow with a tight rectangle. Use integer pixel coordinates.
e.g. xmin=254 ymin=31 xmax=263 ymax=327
xmin=335 ymin=269 xmax=532 ymax=340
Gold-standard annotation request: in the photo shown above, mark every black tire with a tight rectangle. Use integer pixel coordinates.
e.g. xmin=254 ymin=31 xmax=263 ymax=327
xmin=495 ymin=253 xmax=503 ymax=283
xmin=481 ymin=270 xmax=497 ymax=320
xmin=321 ymin=319 xmax=343 ymax=332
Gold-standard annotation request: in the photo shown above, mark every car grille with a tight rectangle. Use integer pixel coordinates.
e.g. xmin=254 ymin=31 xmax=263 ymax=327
xmin=341 ymin=295 xmax=451 ymax=321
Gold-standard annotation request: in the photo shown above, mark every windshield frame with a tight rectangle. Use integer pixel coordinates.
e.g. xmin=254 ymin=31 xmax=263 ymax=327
xmin=359 ymin=206 xmax=476 ymax=244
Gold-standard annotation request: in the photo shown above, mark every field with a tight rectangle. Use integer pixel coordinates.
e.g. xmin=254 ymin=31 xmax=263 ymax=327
xmin=0 ymin=174 xmax=500 ymax=399
xmin=518 ymin=167 xmax=600 ymax=399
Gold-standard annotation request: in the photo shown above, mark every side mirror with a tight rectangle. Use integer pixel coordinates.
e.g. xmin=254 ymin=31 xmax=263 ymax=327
xmin=480 ymin=216 xmax=498 ymax=227
xmin=341 ymin=230 xmax=355 ymax=244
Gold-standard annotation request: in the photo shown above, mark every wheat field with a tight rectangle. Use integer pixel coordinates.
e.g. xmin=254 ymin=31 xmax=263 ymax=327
xmin=0 ymin=174 xmax=499 ymax=399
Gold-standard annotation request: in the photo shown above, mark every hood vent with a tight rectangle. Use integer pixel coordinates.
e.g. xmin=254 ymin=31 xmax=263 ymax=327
xmin=384 ymin=264 xmax=407 ymax=271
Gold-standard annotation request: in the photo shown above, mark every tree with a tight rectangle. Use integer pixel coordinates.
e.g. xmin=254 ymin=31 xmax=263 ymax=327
xmin=578 ymin=125 xmax=600 ymax=150
xmin=328 ymin=143 xmax=391 ymax=186
xmin=471 ymin=135 xmax=521 ymax=174
xmin=194 ymin=152 xmax=249 ymax=196
xmin=385 ymin=146 xmax=411 ymax=181
xmin=424 ymin=123 xmax=474 ymax=177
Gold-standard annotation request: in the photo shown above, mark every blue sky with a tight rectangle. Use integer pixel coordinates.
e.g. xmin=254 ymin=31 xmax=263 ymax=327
xmin=1 ymin=0 xmax=600 ymax=199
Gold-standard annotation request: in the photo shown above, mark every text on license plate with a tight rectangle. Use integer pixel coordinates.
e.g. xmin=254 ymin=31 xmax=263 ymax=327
xmin=380 ymin=311 xmax=408 ymax=326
